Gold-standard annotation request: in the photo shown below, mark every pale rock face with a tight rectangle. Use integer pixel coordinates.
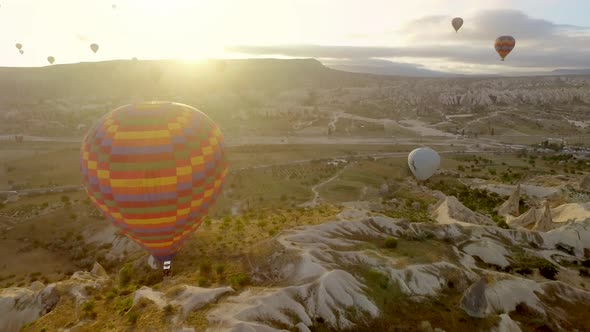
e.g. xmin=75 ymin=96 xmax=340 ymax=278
xmin=133 ymin=285 xmax=233 ymax=315
xmin=485 ymin=279 xmax=545 ymax=315
xmin=63 ymin=271 xmax=109 ymax=303
xmin=90 ymin=262 xmax=108 ymax=278
xmin=147 ymin=255 xmax=159 ymax=270
xmin=0 ymin=284 xmax=60 ymax=332
xmin=495 ymin=314 xmax=522 ymax=332
xmin=551 ymin=203 xmax=590 ymax=223
xmin=170 ymin=286 xmax=234 ymax=316
xmin=542 ymin=221 xmax=590 ymax=257
xmin=460 ymin=278 xmax=488 ymax=318
xmin=134 ymin=286 xmax=167 ymax=309
xmin=463 ymin=239 xmax=510 ymax=268
xmin=208 ymin=270 xmax=379 ymax=332
xmin=0 ymin=288 xmax=43 ymax=332
xmin=29 ymin=281 xmax=45 ymax=292
xmin=432 ymin=195 xmax=496 ymax=226
xmin=86 ymin=224 xmax=141 ymax=261
xmin=531 ymin=203 xmax=554 ymax=232
xmin=508 ymin=206 xmax=541 ymax=229
xmin=498 ymin=184 xmax=521 ymax=217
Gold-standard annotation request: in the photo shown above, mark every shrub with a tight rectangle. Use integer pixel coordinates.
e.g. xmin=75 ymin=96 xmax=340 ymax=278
xmin=539 ymin=263 xmax=559 ymax=280
xmin=198 ymin=276 xmax=209 ymax=287
xmin=216 ymin=265 xmax=225 ymax=276
xmin=115 ymin=297 xmax=133 ymax=314
xmin=516 ymin=267 xmax=533 ymax=275
xmin=229 ymin=273 xmax=250 ymax=288
xmin=119 ymin=263 xmax=133 ymax=286
xmin=199 ymin=262 xmax=212 ymax=275
xmin=582 ymin=260 xmax=590 ymax=268
xmin=128 ymin=311 xmax=140 ymax=324
xmin=105 ymin=291 xmax=117 ymax=300
xmin=164 ymin=304 xmax=175 ymax=315
xmin=580 ymin=268 xmax=590 ymax=278
xmin=83 ymin=300 xmax=95 ymax=312
xmin=383 ymin=237 xmax=398 ymax=249
xmin=82 ymin=300 xmax=97 ymax=319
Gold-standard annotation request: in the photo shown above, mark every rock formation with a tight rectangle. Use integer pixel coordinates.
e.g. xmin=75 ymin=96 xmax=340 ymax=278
xmin=431 ymin=196 xmax=496 ymax=226
xmin=460 ymin=278 xmax=488 ymax=318
xmin=532 ymin=202 xmax=554 ymax=232
xmin=508 ymin=206 xmax=539 ymax=229
xmin=498 ymin=184 xmax=521 ymax=217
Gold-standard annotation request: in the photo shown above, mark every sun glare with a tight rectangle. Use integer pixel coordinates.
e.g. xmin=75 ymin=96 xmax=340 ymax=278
xmin=124 ymin=0 xmax=228 ymax=60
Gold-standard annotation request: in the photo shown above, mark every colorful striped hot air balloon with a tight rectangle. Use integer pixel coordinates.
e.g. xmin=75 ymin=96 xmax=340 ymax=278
xmin=80 ymin=102 xmax=227 ymax=267
xmin=494 ymin=36 xmax=515 ymax=61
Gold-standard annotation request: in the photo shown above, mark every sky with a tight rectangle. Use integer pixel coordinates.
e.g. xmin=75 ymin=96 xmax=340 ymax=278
xmin=1 ymin=0 xmax=589 ymax=74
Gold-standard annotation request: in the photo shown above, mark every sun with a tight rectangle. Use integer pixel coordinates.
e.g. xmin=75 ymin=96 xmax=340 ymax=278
xmin=125 ymin=0 xmax=228 ymax=59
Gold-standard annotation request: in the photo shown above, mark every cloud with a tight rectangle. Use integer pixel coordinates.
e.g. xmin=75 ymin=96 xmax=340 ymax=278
xmin=227 ymin=9 xmax=590 ymax=71
xmin=226 ymin=44 xmax=590 ymax=68
xmin=401 ymin=9 xmax=590 ymax=45
xmin=325 ymin=58 xmax=451 ymax=77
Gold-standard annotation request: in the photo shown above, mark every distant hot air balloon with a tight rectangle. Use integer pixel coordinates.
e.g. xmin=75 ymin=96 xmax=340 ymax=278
xmin=80 ymin=102 xmax=227 ymax=269
xmin=15 ymin=43 xmax=22 ymax=50
xmin=494 ymin=36 xmax=515 ymax=61
xmin=19 ymin=49 xmax=24 ymax=55
xmin=132 ymin=57 xmax=138 ymax=61
xmin=451 ymin=17 xmax=463 ymax=33
xmin=47 ymin=56 xmax=55 ymax=64
xmin=112 ymin=4 xmax=117 ymax=9
xmin=90 ymin=43 xmax=99 ymax=53
xmin=408 ymin=147 xmax=440 ymax=181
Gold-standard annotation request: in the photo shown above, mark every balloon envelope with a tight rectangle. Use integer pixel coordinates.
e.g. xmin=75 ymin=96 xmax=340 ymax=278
xmin=90 ymin=43 xmax=99 ymax=53
xmin=15 ymin=43 xmax=22 ymax=50
xmin=19 ymin=49 xmax=24 ymax=55
xmin=451 ymin=17 xmax=463 ymax=32
xmin=80 ymin=102 xmax=227 ymax=261
xmin=408 ymin=147 xmax=440 ymax=181
xmin=47 ymin=56 xmax=55 ymax=64
xmin=494 ymin=36 xmax=515 ymax=61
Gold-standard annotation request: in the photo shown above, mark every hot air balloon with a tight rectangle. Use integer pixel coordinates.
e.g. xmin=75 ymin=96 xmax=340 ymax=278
xmin=80 ymin=102 xmax=227 ymax=271
xmin=112 ymin=4 xmax=117 ymax=9
xmin=47 ymin=56 xmax=55 ymax=64
xmin=19 ymin=49 xmax=24 ymax=55
xmin=408 ymin=147 xmax=440 ymax=181
xmin=494 ymin=36 xmax=515 ymax=61
xmin=15 ymin=43 xmax=22 ymax=50
xmin=451 ymin=17 xmax=463 ymax=33
xmin=90 ymin=43 xmax=99 ymax=53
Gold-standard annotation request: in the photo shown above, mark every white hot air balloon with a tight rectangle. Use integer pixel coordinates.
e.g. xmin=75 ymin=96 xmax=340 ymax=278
xmin=408 ymin=147 xmax=441 ymax=181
